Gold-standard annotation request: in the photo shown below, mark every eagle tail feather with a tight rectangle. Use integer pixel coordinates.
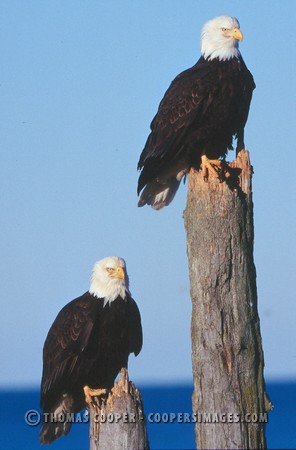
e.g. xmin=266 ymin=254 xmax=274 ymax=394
xmin=40 ymin=394 xmax=75 ymax=444
xmin=138 ymin=178 xmax=181 ymax=210
xmin=40 ymin=419 xmax=72 ymax=444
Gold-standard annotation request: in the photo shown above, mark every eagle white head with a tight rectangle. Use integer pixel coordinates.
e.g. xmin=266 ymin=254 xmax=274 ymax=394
xmin=89 ymin=256 xmax=130 ymax=306
xmin=201 ymin=16 xmax=243 ymax=61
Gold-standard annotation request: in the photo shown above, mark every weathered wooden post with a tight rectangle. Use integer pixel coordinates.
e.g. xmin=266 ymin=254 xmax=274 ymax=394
xmin=89 ymin=368 xmax=149 ymax=450
xmin=184 ymin=150 xmax=271 ymax=449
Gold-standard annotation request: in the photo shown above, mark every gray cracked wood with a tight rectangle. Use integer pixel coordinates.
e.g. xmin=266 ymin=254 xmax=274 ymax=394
xmin=184 ymin=150 xmax=269 ymax=449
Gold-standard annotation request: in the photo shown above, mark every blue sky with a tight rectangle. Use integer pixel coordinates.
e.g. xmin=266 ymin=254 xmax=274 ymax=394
xmin=0 ymin=0 xmax=295 ymax=387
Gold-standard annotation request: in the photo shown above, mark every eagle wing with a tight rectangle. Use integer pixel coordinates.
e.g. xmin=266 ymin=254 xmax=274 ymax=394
xmin=138 ymin=57 xmax=215 ymax=168
xmin=127 ymin=297 xmax=143 ymax=357
xmin=137 ymin=58 xmax=217 ymax=194
xmin=40 ymin=294 xmax=97 ymax=408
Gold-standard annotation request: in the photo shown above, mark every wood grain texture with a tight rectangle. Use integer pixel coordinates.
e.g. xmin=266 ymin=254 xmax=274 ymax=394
xmin=184 ymin=150 xmax=269 ymax=449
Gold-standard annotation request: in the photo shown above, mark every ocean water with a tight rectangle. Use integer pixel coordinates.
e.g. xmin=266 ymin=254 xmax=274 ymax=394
xmin=0 ymin=381 xmax=295 ymax=449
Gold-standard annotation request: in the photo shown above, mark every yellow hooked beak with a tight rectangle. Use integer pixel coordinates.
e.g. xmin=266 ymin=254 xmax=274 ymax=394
xmin=114 ymin=266 xmax=125 ymax=280
xmin=230 ymin=27 xmax=243 ymax=42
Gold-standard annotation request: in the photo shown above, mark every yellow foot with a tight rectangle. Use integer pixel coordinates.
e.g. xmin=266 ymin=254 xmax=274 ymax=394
xmin=200 ymin=155 xmax=231 ymax=181
xmin=83 ymin=385 xmax=108 ymax=404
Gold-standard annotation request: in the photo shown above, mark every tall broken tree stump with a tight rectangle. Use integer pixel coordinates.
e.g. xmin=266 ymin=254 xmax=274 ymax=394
xmin=184 ymin=150 xmax=270 ymax=449
xmin=89 ymin=369 xmax=149 ymax=450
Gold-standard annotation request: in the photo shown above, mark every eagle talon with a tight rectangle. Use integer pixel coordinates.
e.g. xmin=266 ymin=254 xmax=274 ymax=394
xmin=200 ymin=155 xmax=232 ymax=182
xmin=200 ymin=155 xmax=222 ymax=180
xmin=83 ymin=385 xmax=109 ymax=405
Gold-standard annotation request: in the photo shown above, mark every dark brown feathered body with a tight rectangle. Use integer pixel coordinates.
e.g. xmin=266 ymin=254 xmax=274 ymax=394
xmin=40 ymin=292 xmax=142 ymax=444
xmin=137 ymin=55 xmax=255 ymax=209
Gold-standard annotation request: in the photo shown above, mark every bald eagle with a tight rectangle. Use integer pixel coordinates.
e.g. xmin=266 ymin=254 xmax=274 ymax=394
xmin=40 ymin=256 xmax=142 ymax=444
xmin=137 ymin=16 xmax=255 ymax=209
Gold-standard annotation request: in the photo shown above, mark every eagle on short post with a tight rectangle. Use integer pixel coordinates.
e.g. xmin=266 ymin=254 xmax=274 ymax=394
xmin=40 ymin=256 xmax=142 ymax=444
xmin=137 ymin=16 xmax=255 ymax=210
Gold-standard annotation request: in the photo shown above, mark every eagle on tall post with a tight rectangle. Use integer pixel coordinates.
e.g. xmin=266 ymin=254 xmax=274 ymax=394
xmin=40 ymin=256 xmax=142 ymax=444
xmin=137 ymin=16 xmax=255 ymax=210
